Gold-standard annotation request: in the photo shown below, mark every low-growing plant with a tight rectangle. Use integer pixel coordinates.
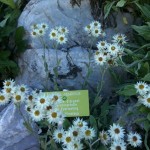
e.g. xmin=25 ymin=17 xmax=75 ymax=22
xmin=0 ymin=0 xmax=27 ymax=83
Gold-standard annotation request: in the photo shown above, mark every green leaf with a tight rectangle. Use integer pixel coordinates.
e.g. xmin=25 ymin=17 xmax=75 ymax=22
xmin=0 ymin=0 xmax=16 ymax=9
xmin=139 ymin=106 xmax=150 ymax=114
xmin=104 ymin=1 xmax=116 ymax=19
xmin=132 ymin=25 xmax=150 ymax=40
xmin=116 ymin=0 xmax=126 ymax=7
xmin=0 ymin=51 xmax=11 ymax=60
xmin=90 ymin=115 xmax=98 ymax=133
xmin=147 ymin=113 xmax=150 ymax=121
xmin=144 ymin=121 xmax=150 ymax=132
xmin=117 ymin=84 xmax=136 ymax=96
xmin=142 ymin=73 xmax=150 ymax=82
xmin=0 ymin=14 xmax=11 ymax=27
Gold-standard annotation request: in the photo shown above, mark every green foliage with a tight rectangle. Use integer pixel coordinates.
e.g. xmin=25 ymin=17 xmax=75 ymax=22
xmin=0 ymin=1 xmax=27 ymax=81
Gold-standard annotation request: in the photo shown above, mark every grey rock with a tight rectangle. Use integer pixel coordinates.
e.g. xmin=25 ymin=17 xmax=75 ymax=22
xmin=111 ymin=97 xmax=144 ymax=131
xmin=18 ymin=0 xmax=93 ymax=49
xmin=0 ymin=103 xmax=39 ymax=150
xmin=17 ymin=0 xmax=135 ymax=96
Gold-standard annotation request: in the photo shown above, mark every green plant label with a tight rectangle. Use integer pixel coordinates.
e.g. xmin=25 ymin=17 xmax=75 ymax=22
xmin=46 ymin=90 xmax=90 ymax=117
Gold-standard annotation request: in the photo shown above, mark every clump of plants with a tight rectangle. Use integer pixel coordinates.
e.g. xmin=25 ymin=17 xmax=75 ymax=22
xmin=0 ymin=0 xmax=27 ymax=83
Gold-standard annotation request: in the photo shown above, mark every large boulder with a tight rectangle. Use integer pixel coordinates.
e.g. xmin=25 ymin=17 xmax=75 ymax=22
xmin=0 ymin=103 xmax=39 ymax=150
xmin=17 ymin=0 xmax=135 ymax=95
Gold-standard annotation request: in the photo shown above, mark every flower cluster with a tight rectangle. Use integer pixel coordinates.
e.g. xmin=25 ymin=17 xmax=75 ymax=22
xmin=53 ymin=118 xmax=95 ymax=150
xmin=0 ymin=79 xmax=65 ymax=124
xmin=94 ymin=34 xmax=127 ymax=66
xmin=30 ymin=23 xmax=68 ymax=45
xmin=49 ymin=26 xmax=68 ymax=44
xmin=99 ymin=123 xmax=142 ymax=150
xmin=135 ymin=81 xmax=150 ymax=108
xmin=30 ymin=23 xmax=49 ymax=38
xmin=84 ymin=21 xmax=105 ymax=37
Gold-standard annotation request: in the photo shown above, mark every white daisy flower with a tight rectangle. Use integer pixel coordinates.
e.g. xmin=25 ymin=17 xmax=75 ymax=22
xmin=127 ymin=132 xmax=142 ymax=148
xmin=30 ymin=24 xmax=39 ymax=30
xmin=49 ymin=29 xmax=58 ymax=40
xmin=0 ymin=92 xmax=10 ymax=105
xmin=108 ymin=43 xmax=120 ymax=56
xmin=3 ymin=79 xmax=15 ymax=87
xmin=39 ymin=23 xmax=49 ymax=31
xmin=46 ymin=109 xmax=60 ymax=124
xmin=108 ymin=123 xmax=125 ymax=141
xmin=49 ymin=93 xmax=62 ymax=105
xmin=2 ymin=85 xmax=15 ymax=96
xmin=84 ymin=24 xmax=92 ymax=34
xmin=110 ymin=141 xmax=126 ymax=150
xmin=91 ymin=27 xmax=101 ymax=37
xmin=58 ymin=26 xmax=69 ymax=34
xmin=97 ymin=41 xmax=108 ymax=50
xmin=90 ymin=21 xmax=101 ymax=28
xmin=142 ymin=93 xmax=150 ymax=108
xmin=30 ymin=107 xmax=44 ymax=122
xmin=82 ymin=127 xmax=96 ymax=140
xmin=35 ymin=94 xmax=49 ymax=109
xmin=99 ymin=130 xmax=110 ymax=146
xmin=16 ymin=84 xmax=29 ymax=94
xmin=66 ymin=140 xmax=83 ymax=150
xmin=37 ymin=28 xmax=46 ymax=36
xmin=94 ymin=53 xmax=107 ymax=66
xmin=57 ymin=34 xmax=67 ymax=44
xmin=68 ymin=126 xmax=84 ymax=140
xmin=112 ymin=33 xmax=127 ymax=45
xmin=30 ymin=29 xmax=39 ymax=38
xmin=73 ymin=118 xmax=88 ymax=129
xmin=53 ymin=129 xmax=65 ymax=143
xmin=135 ymin=81 xmax=149 ymax=95
xmin=12 ymin=91 xmax=26 ymax=104
xmin=63 ymin=131 xmax=73 ymax=145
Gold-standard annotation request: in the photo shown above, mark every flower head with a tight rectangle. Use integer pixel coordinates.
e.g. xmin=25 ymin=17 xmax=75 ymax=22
xmin=135 ymin=81 xmax=149 ymax=95
xmin=53 ymin=129 xmax=65 ymax=143
xmin=127 ymin=132 xmax=142 ymax=148
xmin=108 ymin=123 xmax=125 ymax=141
xmin=82 ymin=127 xmax=95 ymax=140
xmin=112 ymin=33 xmax=127 ymax=45
xmin=99 ymin=130 xmax=110 ymax=145
xmin=110 ymin=141 xmax=126 ymax=150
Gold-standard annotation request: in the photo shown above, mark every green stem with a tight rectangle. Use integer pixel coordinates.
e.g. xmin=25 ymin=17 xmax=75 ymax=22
xmin=91 ymin=139 xmax=100 ymax=148
xmin=95 ymin=66 xmax=107 ymax=100
xmin=144 ymin=131 xmax=150 ymax=150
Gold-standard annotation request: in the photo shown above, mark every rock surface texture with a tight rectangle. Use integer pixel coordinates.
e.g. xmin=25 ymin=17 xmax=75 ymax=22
xmin=0 ymin=103 xmax=39 ymax=150
xmin=17 ymin=0 xmax=134 ymax=95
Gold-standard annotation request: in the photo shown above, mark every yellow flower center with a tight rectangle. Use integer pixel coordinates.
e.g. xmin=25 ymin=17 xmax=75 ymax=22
xmin=111 ymin=46 xmax=116 ymax=51
xmin=85 ymin=130 xmax=91 ymax=136
xmin=20 ymin=87 xmax=25 ymax=92
xmin=132 ymin=136 xmax=137 ymax=142
xmin=73 ymin=131 xmax=78 ymax=137
xmin=114 ymin=128 xmax=120 ymax=134
xmin=6 ymin=88 xmax=11 ymax=93
xmin=62 ymin=28 xmax=65 ymax=33
xmin=94 ymin=22 xmax=98 ymax=26
xmin=103 ymin=134 xmax=107 ymax=140
xmin=139 ymin=84 xmax=144 ymax=89
xmin=6 ymin=81 xmax=11 ymax=86
xmin=60 ymin=37 xmax=64 ymax=41
xmin=34 ymin=110 xmax=40 ymax=116
xmin=28 ymin=95 xmax=33 ymax=101
xmin=15 ymin=95 xmax=21 ymax=101
xmin=46 ymin=105 xmax=52 ymax=110
xmin=66 ymin=137 xmax=71 ymax=143
xmin=58 ymin=133 xmax=62 ymax=138
xmin=98 ymin=57 xmax=103 ymax=62
xmin=147 ymin=98 xmax=150 ymax=103
xmin=51 ymin=112 xmax=57 ymax=118
xmin=95 ymin=30 xmax=99 ymax=34
xmin=40 ymin=98 xmax=45 ymax=104
xmin=116 ymin=146 xmax=121 ymax=150
xmin=42 ymin=25 xmax=46 ymax=28
xmin=96 ymin=51 xmax=100 ymax=55
xmin=52 ymin=32 xmax=56 ymax=37
xmin=87 ymin=25 xmax=90 ymax=29
xmin=0 ymin=95 xmax=5 ymax=101
xmin=33 ymin=32 xmax=36 ymax=35
xmin=77 ymin=122 xmax=83 ymax=127
xmin=101 ymin=42 xmax=105 ymax=46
